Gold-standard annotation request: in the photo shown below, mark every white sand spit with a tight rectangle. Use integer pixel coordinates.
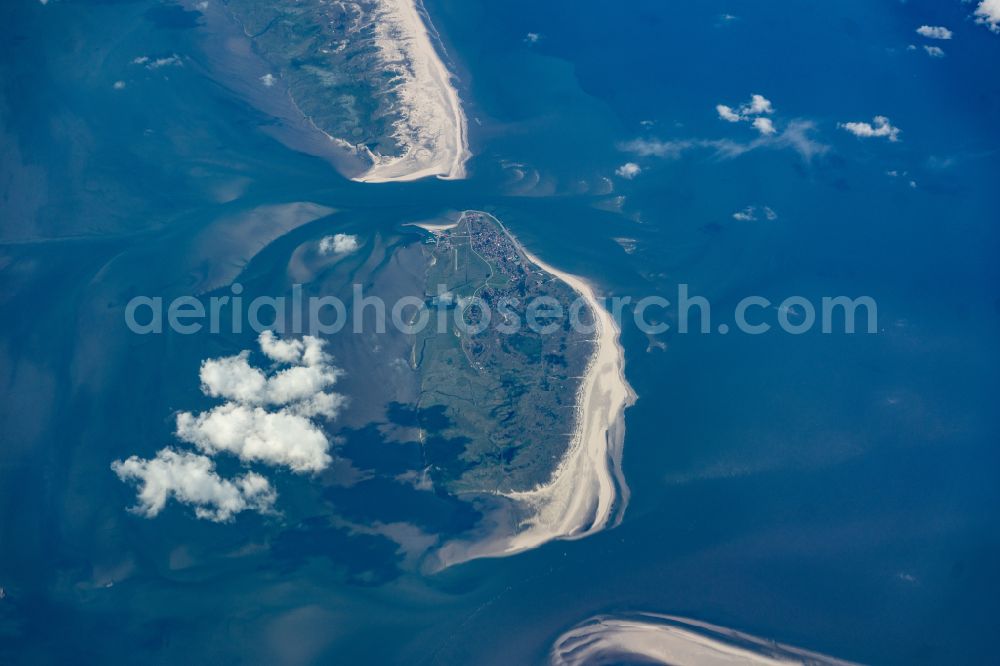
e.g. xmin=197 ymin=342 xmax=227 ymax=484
xmin=551 ymin=614 xmax=859 ymax=666
xmin=354 ymin=0 xmax=470 ymax=183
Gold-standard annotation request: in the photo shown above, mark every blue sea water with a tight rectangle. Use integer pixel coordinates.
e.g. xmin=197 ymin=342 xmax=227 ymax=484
xmin=1 ymin=0 xmax=999 ymax=663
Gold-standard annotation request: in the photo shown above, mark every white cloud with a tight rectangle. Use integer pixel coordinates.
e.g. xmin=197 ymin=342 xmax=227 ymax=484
xmin=716 ymin=104 xmax=742 ymax=122
xmin=176 ymin=404 xmax=333 ymax=473
xmin=615 ymin=162 xmax=642 ymax=179
xmin=923 ymin=45 xmax=946 ymax=58
xmin=625 ymin=94 xmax=829 ymax=163
xmin=744 ymin=94 xmax=774 ymax=115
xmin=179 ymin=333 xmax=345 ymax=471
xmin=524 ymin=32 xmax=541 ymax=43
xmin=198 ymin=352 xmax=267 ymax=403
xmin=111 ymin=448 xmax=276 ymax=522
xmin=260 ymin=73 xmax=276 ymax=87
xmin=198 ymin=345 xmax=344 ymax=409
xmin=114 ymin=332 xmax=347 ymax=520
xmin=752 ymin=117 xmax=776 ymax=135
xmin=732 ymin=206 xmax=777 ymax=221
xmin=259 ymin=329 xmax=304 ymax=364
xmin=916 ymin=25 xmax=952 ymax=39
xmin=975 ymin=0 xmax=1000 ymax=32
xmin=838 ymin=115 xmax=901 ymax=141
xmin=137 ymin=54 xmax=182 ymax=70
xmin=113 ymin=80 xmax=126 ymax=90
xmin=716 ymin=94 xmax=777 ymax=135
xmin=319 ymin=233 xmax=360 ymax=255
xmin=715 ymin=94 xmax=774 ymax=124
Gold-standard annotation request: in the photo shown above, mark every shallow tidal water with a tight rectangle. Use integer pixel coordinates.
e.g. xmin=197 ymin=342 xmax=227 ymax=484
xmin=1 ymin=0 xmax=998 ymax=663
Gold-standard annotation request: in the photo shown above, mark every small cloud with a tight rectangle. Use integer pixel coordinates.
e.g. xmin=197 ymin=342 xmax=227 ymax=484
xmin=112 ymin=448 xmax=276 ymax=522
xmin=319 ymin=233 xmax=360 ymax=256
xmin=132 ymin=56 xmax=149 ymax=65
xmin=974 ymin=0 xmax=1000 ymax=33
xmin=259 ymin=329 xmax=305 ymax=364
xmin=720 ymin=13 xmax=738 ymax=21
xmin=752 ymin=117 xmax=776 ymax=135
xmin=916 ymin=25 xmax=952 ymax=39
xmin=176 ymin=404 xmax=336 ymax=473
xmin=716 ymin=94 xmax=774 ymax=124
xmin=838 ymin=115 xmax=901 ymax=141
xmin=196 ymin=0 xmax=209 ymax=9
xmin=744 ymin=94 xmax=774 ymax=115
xmin=260 ymin=73 xmax=276 ymax=87
xmin=732 ymin=205 xmax=777 ymax=221
xmin=148 ymin=54 xmax=183 ymax=70
xmin=615 ymin=162 xmax=642 ymax=179
xmin=906 ymin=44 xmax=918 ymax=51
xmin=716 ymin=104 xmax=742 ymax=122
xmin=909 ymin=180 xmax=917 ymax=188
xmin=524 ymin=32 xmax=541 ymax=43
xmin=923 ymin=45 xmax=945 ymax=58
xmin=639 ymin=119 xmax=655 ymax=128
xmin=113 ymin=80 xmax=126 ymax=90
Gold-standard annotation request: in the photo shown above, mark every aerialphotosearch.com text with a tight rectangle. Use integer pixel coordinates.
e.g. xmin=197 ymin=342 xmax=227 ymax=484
xmin=124 ymin=283 xmax=878 ymax=337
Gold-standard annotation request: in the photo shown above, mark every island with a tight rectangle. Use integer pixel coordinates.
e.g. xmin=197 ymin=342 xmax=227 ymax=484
xmin=219 ymin=0 xmax=469 ymax=182
xmin=410 ymin=211 xmax=636 ymax=568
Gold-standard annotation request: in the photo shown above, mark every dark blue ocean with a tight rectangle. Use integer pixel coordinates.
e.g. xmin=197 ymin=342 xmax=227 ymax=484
xmin=1 ymin=0 xmax=998 ymax=663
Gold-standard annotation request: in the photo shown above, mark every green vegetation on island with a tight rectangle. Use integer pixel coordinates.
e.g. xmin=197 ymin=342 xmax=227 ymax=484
xmin=413 ymin=212 xmax=596 ymax=495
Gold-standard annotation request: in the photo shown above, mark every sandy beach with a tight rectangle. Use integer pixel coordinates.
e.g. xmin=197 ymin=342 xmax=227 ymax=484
xmin=433 ymin=212 xmax=635 ymax=568
xmin=354 ymin=0 xmax=470 ymax=183
xmin=550 ymin=614 xmax=858 ymax=666
xmin=404 ymin=220 xmax=458 ymax=234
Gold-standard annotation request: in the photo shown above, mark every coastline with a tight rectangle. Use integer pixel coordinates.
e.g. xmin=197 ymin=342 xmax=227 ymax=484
xmin=403 ymin=220 xmax=459 ymax=234
xmin=353 ymin=0 xmax=470 ymax=183
xmin=433 ymin=212 xmax=636 ymax=568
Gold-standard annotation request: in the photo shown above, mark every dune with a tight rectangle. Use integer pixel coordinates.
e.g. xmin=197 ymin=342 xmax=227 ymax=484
xmin=354 ymin=0 xmax=470 ymax=183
